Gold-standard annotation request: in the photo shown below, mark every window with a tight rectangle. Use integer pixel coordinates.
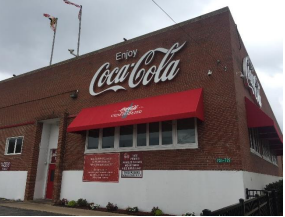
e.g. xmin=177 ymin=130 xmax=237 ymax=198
xmin=249 ymin=128 xmax=262 ymax=155
xmin=149 ymin=122 xmax=159 ymax=146
xmin=271 ymin=155 xmax=277 ymax=165
xmin=102 ymin=127 xmax=115 ymax=149
xmin=86 ymin=118 xmax=197 ymax=153
xmin=177 ymin=118 xmax=195 ymax=144
xmin=119 ymin=125 xmax=133 ymax=148
xmin=137 ymin=124 xmax=147 ymax=147
xmin=5 ymin=137 xmax=24 ymax=155
xmin=87 ymin=129 xmax=99 ymax=149
xmin=162 ymin=121 xmax=173 ymax=145
xmin=248 ymin=128 xmax=278 ymax=166
xmin=262 ymin=140 xmax=271 ymax=161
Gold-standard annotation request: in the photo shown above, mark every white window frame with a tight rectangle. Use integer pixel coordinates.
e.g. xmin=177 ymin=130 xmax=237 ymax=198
xmin=85 ymin=118 xmax=198 ymax=154
xmin=5 ymin=136 xmax=24 ymax=155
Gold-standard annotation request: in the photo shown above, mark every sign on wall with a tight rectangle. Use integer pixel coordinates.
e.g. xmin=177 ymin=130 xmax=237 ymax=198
xmin=120 ymin=152 xmax=143 ymax=178
xmin=242 ymin=56 xmax=262 ymax=107
xmin=216 ymin=158 xmax=231 ymax=163
xmin=89 ymin=41 xmax=186 ymax=96
xmin=0 ymin=162 xmax=11 ymax=171
xmin=83 ymin=153 xmax=119 ymax=182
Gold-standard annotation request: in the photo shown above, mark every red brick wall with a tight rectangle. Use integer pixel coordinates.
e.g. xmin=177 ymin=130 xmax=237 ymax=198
xmin=228 ymin=11 xmax=282 ymax=176
xmin=58 ymin=8 xmax=243 ymax=172
xmin=0 ymin=7 xmax=281 ymax=182
xmin=24 ymin=122 xmax=43 ymax=200
xmin=0 ymin=123 xmax=37 ymax=171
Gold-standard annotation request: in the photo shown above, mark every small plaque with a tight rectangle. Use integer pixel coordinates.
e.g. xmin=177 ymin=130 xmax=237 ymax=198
xmin=216 ymin=158 xmax=231 ymax=163
xmin=121 ymin=152 xmax=143 ymax=178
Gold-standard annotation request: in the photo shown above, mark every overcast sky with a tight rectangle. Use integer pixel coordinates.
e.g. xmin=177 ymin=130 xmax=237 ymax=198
xmin=0 ymin=0 xmax=283 ymax=131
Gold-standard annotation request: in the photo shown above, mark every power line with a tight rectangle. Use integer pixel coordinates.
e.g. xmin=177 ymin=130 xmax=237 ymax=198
xmin=151 ymin=0 xmax=227 ymax=71
xmin=151 ymin=0 xmax=177 ymax=24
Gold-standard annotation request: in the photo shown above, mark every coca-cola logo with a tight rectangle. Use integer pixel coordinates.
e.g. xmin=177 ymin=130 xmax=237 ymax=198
xmin=89 ymin=42 xmax=186 ymax=96
xmin=111 ymin=103 xmax=143 ymax=118
xmin=242 ymin=56 xmax=262 ymax=107
xmin=124 ymin=153 xmax=130 ymax=159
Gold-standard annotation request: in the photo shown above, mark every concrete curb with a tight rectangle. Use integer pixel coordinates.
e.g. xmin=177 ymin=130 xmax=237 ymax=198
xmin=0 ymin=202 xmax=129 ymax=216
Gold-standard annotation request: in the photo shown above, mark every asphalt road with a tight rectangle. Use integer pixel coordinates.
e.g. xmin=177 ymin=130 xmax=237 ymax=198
xmin=0 ymin=206 xmax=69 ymax=216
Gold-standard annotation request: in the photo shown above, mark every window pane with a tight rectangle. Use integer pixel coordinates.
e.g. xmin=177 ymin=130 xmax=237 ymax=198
xmin=137 ymin=124 xmax=146 ymax=147
xmin=15 ymin=138 xmax=23 ymax=153
xmin=249 ymin=129 xmax=254 ymax=149
xmin=7 ymin=138 xmax=16 ymax=154
xmin=119 ymin=125 xmax=133 ymax=148
xmin=162 ymin=121 xmax=172 ymax=145
xmin=102 ymin=127 xmax=115 ymax=149
xmin=88 ymin=129 xmax=99 ymax=149
xmin=177 ymin=118 xmax=195 ymax=144
xmin=149 ymin=122 xmax=159 ymax=146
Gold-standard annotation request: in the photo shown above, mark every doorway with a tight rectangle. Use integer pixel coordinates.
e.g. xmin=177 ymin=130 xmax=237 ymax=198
xmin=45 ymin=164 xmax=55 ymax=199
xmin=45 ymin=148 xmax=57 ymax=199
xmin=33 ymin=121 xmax=59 ymax=200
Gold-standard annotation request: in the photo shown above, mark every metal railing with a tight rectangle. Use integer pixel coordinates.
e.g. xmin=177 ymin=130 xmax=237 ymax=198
xmin=202 ymin=189 xmax=278 ymax=216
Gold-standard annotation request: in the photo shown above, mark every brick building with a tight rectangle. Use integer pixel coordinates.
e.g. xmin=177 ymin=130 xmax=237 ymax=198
xmin=0 ymin=7 xmax=282 ymax=215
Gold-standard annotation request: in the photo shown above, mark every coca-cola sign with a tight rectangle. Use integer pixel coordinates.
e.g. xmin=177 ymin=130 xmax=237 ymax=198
xmin=242 ymin=56 xmax=262 ymax=107
xmin=89 ymin=42 xmax=186 ymax=96
xmin=111 ymin=103 xmax=143 ymax=118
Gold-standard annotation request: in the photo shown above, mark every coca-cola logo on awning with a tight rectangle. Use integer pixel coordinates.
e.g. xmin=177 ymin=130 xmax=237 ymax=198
xmin=89 ymin=42 xmax=186 ymax=96
xmin=111 ymin=103 xmax=143 ymax=118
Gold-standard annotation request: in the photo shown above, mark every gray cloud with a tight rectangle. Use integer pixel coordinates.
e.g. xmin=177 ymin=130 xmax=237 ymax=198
xmin=0 ymin=0 xmax=283 ymax=131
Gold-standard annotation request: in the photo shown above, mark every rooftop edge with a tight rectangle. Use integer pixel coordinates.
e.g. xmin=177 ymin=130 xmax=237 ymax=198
xmin=0 ymin=6 xmax=230 ymax=84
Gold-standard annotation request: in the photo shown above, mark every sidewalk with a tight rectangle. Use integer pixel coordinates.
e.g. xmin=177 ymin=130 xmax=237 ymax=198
xmin=0 ymin=201 xmax=128 ymax=216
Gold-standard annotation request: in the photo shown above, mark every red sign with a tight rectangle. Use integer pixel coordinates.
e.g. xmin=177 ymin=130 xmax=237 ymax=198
xmin=120 ymin=152 xmax=143 ymax=178
xmin=83 ymin=153 xmax=119 ymax=182
xmin=1 ymin=162 xmax=11 ymax=171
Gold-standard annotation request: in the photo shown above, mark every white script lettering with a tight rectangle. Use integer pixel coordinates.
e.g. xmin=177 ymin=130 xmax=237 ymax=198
xmin=242 ymin=56 xmax=262 ymax=107
xmin=89 ymin=42 xmax=186 ymax=96
xmin=116 ymin=49 xmax=138 ymax=61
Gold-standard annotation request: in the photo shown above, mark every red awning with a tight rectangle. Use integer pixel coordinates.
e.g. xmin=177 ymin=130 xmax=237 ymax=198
xmin=67 ymin=88 xmax=204 ymax=132
xmin=245 ymin=97 xmax=283 ymax=155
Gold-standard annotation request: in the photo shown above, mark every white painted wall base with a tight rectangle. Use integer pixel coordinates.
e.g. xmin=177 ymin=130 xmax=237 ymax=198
xmin=0 ymin=171 xmax=27 ymax=200
xmin=242 ymin=171 xmax=282 ymax=190
xmin=60 ymin=170 xmax=245 ymax=215
xmin=60 ymin=170 xmax=282 ymax=215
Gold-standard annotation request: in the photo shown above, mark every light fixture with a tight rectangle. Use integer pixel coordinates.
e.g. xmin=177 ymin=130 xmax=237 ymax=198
xmin=70 ymin=90 xmax=79 ymax=99
xmin=208 ymin=70 xmax=212 ymax=76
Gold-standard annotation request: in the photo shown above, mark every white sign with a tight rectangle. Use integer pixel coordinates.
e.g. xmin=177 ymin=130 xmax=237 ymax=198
xmin=242 ymin=56 xmax=262 ymax=107
xmin=89 ymin=42 xmax=186 ymax=96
